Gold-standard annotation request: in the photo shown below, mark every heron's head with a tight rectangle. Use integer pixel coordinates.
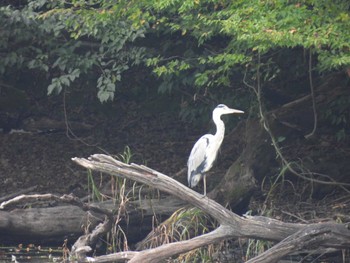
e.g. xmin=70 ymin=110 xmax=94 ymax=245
xmin=214 ymin=104 xmax=244 ymax=116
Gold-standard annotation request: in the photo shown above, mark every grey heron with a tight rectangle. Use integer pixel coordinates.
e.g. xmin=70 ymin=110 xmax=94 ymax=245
xmin=187 ymin=104 xmax=244 ymax=196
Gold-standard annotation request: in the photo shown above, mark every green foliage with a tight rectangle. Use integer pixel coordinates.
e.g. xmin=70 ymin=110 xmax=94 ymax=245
xmin=169 ymin=1 xmax=346 ymax=66
xmin=47 ymin=69 xmax=81 ymax=95
xmin=135 ymin=0 xmax=349 ymax=116
xmin=1 ymin=0 xmax=349 ymax=107
xmin=0 ymin=0 xmax=147 ymax=103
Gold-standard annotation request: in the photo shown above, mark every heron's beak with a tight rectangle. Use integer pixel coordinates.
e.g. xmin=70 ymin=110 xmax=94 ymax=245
xmin=229 ymin=109 xmax=244 ymax=114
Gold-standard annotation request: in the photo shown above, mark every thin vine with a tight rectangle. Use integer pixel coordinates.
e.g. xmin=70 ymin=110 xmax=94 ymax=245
xmin=243 ymin=53 xmax=350 ymax=194
xmin=305 ymin=49 xmax=318 ymax=139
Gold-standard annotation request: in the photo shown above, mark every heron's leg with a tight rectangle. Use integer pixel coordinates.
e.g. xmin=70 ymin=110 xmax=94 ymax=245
xmin=203 ymin=174 xmax=207 ymax=196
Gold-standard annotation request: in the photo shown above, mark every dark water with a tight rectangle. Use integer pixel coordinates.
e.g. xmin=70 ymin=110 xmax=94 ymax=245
xmin=0 ymin=245 xmax=63 ymax=263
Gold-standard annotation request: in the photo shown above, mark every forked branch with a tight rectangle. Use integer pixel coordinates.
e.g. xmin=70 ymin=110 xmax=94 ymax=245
xmin=72 ymin=154 xmax=350 ymax=263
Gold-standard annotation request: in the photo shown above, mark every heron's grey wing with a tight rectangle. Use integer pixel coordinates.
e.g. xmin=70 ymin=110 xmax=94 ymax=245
xmin=187 ymin=134 xmax=213 ymax=187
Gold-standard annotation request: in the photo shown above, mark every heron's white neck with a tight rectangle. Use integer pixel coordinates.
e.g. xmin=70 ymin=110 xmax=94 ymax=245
xmin=212 ymin=111 xmax=225 ymax=142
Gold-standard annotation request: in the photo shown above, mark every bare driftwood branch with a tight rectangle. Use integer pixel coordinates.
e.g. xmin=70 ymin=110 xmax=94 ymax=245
xmin=0 ymin=185 xmax=38 ymax=203
xmin=246 ymin=222 xmax=350 ymax=263
xmin=72 ymin=154 xmax=350 ymax=263
xmin=72 ymin=215 xmax=114 ymax=261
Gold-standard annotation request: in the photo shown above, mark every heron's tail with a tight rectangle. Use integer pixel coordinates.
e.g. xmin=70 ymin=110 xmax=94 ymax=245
xmin=188 ymin=172 xmax=202 ymax=188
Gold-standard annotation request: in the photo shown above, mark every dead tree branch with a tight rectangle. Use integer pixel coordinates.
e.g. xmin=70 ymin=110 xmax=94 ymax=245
xmin=71 ymin=154 xmax=350 ymax=263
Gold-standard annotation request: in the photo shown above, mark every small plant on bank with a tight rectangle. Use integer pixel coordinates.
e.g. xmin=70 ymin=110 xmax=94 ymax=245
xmin=242 ymin=211 xmax=274 ymax=261
xmin=84 ymin=146 xmax=136 ymax=254
xmin=137 ymin=207 xmax=222 ymax=262
xmin=86 ymin=169 xmax=103 ymax=202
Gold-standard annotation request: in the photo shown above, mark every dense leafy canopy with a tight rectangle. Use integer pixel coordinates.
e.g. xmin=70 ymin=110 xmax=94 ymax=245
xmin=1 ymin=1 xmax=146 ymax=102
xmin=0 ymin=0 xmax=349 ymax=106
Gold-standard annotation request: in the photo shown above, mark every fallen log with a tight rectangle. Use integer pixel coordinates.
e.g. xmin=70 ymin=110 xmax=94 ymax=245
xmin=69 ymin=154 xmax=350 ymax=263
xmin=0 ymin=194 xmax=185 ymax=245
